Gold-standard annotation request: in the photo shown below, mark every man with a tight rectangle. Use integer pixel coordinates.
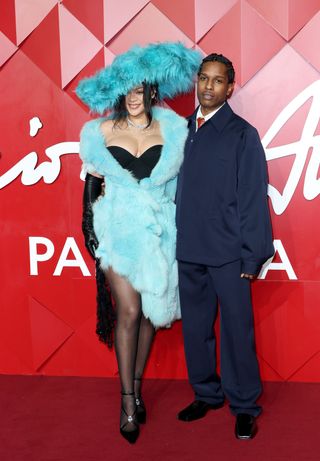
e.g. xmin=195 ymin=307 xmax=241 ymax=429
xmin=176 ymin=53 xmax=274 ymax=439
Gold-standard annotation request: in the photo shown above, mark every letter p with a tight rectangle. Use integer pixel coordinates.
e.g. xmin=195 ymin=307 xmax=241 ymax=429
xmin=29 ymin=237 xmax=54 ymax=275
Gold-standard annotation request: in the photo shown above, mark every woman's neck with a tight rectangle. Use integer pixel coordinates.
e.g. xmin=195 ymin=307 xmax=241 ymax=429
xmin=127 ymin=114 xmax=149 ymax=129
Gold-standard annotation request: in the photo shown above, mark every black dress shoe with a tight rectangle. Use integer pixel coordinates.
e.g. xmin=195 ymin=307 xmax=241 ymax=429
xmin=235 ymin=413 xmax=257 ymax=439
xmin=177 ymin=400 xmax=224 ymax=422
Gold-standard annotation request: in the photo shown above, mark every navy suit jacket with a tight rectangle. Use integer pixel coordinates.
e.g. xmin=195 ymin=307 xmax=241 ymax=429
xmin=176 ymin=102 xmax=274 ymax=275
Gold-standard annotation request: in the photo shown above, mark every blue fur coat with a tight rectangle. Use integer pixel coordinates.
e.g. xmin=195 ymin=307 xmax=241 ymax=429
xmin=79 ymin=107 xmax=188 ymax=327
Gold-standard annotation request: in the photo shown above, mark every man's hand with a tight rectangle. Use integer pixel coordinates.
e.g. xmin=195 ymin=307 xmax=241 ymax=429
xmin=240 ymin=273 xmax=256 ymax=280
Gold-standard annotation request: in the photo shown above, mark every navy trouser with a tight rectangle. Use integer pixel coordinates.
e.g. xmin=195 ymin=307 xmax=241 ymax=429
xmin=178 ymin=259 xmax=262 ymax=417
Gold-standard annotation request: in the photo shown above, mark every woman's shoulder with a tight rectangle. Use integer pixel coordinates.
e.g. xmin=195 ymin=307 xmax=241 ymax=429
xmin=79 ymin=118 xmax=110 ymax=171
xmin=99 ymin=119 xmax=115 ymax=138
xmin=80 ymin=117 xmax=115 ymax=143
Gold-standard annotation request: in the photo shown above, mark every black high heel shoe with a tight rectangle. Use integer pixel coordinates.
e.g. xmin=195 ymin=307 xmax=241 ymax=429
xmin=134 ymin=378 xmax=146 ymax=424
xmin=120 ymin=391 xmax=139 ymax=444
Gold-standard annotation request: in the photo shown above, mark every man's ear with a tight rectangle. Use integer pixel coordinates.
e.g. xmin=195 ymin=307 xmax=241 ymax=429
xmin=227 ymin=82 xmax=235 ymax=99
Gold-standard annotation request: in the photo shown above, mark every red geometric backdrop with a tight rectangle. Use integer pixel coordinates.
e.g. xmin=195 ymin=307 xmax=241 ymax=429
xmin=1 ymin=0 xmax=320 ymax=383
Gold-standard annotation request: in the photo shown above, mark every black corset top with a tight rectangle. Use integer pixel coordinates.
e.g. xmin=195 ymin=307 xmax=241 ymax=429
xmin=107 ymin=144 xmax=162 ymax=181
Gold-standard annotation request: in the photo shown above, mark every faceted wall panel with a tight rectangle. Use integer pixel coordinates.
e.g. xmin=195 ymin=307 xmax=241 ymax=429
xmin=1 ymin=0 xmax=320 ymax=383
xmin=198 ymin=1 xmax=285 ymax=86
xmin=247 ymin=0 xmax=320 ymax=40
xmin=0 ymin=30 xmax=17 ymax=66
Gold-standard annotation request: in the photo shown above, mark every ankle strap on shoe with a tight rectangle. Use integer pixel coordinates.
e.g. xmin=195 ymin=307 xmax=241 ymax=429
xmin=121 ymin=391 xmax=135 ymax=396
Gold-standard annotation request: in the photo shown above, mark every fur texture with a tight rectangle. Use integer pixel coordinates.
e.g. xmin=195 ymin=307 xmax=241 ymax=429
xmin=79 ymin=107 xmax=188 ymax=327
xmin=76 ymin=42 xmax=201 ymax=114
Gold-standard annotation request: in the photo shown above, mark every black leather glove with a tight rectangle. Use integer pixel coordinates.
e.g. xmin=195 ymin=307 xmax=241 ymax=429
xmin=82 ymin=173 xmax=103 ymax=259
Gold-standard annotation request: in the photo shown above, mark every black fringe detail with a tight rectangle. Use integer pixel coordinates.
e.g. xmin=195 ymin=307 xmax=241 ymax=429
xmin=95 ymin=259 xmax=116 ymax=348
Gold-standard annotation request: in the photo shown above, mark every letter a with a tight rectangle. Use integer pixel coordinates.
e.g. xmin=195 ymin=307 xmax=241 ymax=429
xmin=53 ymin=237 xmax=91 ymax=276
xmin=259 ymin=239 xmax=297 ymax=280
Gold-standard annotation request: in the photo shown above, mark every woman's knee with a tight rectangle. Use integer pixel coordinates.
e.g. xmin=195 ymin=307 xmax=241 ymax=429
xmin=117 ymin=303 xmax=141 ymax=326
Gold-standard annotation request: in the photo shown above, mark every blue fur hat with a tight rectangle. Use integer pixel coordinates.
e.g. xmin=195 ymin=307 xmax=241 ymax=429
xmin=76 ymin=42 xmax=202 ymax=114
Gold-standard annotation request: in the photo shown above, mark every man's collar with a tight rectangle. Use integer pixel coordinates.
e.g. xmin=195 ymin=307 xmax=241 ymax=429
xmin=208 ymin=102 xmax=234 ymax=132
xmin=197 ymin=103 xmax=224 ymax=122
xmin=188 ymin=102 xmax=234 ymax=132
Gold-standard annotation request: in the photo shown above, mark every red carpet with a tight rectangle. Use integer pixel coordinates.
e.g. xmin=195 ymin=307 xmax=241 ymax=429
xmin=0 ymin=376 xmax=319 ymax=461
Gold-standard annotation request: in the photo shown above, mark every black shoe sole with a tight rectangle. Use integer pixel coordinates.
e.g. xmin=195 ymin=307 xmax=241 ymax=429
xmin=235 ymin=425 xmax=257 ymax=440
xmin=178 ymin=401 xmax=224 ymax=422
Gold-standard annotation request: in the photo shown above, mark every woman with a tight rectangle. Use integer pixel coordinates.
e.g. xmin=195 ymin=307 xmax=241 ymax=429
xmin=77 ymin=42 xmax=201 ymax=443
